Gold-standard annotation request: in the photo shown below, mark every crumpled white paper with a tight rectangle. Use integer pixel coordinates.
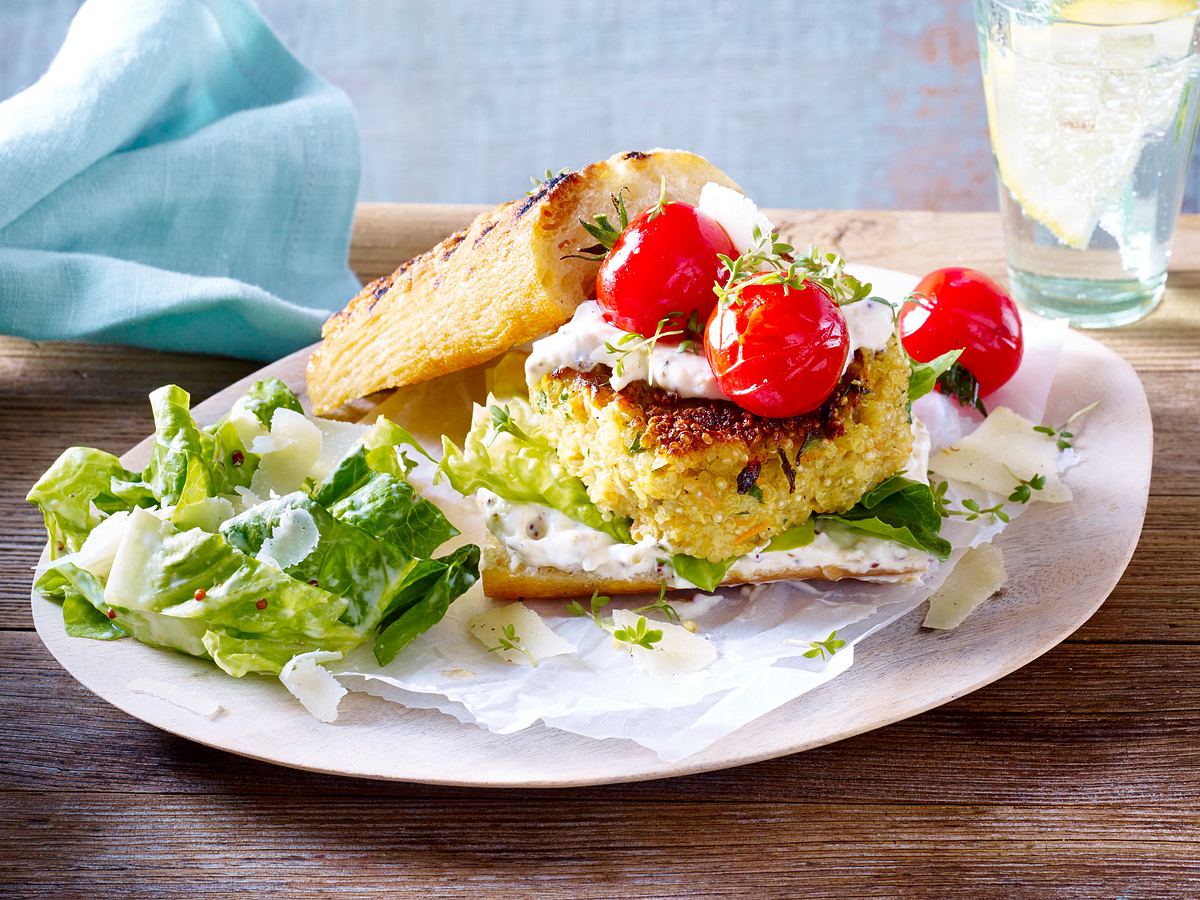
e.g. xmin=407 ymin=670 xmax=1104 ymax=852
xmin=328 ymin=308 xmax=1071 ymax=762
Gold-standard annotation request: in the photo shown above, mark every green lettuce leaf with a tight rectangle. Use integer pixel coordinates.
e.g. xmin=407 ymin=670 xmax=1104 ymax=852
xmin=36 ymin=563 xmax=128 ymax=640
xmin=671 ymin=554 xmax=736 ymax=592
xmin=907 ymin=348 xmax=962 ymax=402
xmin=330 ymin=474 xmax=458 ymax=559
xmin=311 ymin=416 xmax=433 ymax=507
xmin=440 ymin=398 xmax=633 ymax=544
xmin=240 ymin=377 xmax=304 ymax=428
xmin=144 ymin=385 xmax=217 ymax=506
xmin=97 ymin=507 xmax=364 ymax=673
xmin=374 ymin=544 xmax=480 ymax=665
xmin=816 ymin=475 xmax=951 ymax=560
xmin=220 ymin=493 xmax=414 ymax=632
xmin=26 ymin=447 xmax=147 ymax=557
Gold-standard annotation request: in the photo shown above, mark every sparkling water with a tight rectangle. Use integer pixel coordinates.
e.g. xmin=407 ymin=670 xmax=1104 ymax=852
xmin=975 ymin=0 xmax=1200 ymax=327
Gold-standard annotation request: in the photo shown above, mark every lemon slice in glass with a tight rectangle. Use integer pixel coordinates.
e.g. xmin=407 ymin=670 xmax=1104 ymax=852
xmin=982 ymin=0 xmax=1198 ymax=248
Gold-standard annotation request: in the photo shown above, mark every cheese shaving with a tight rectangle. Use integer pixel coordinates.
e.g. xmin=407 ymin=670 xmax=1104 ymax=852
xmin=469 ymin=602 xmax=575 ymax=666
xmin=127 ymin=677 xmax=223 ymax=718
xmin=928 ymin=406 xmax=1071 ymax=502
xmin=250 ymin=408 xmax=322 ymax=497
xmin=923 ymin=544 xmax=1008 ymax=630
xmin=611 ymin=608 xmax=717 ymax=677
xmin=257 ymin=506 xmax=320 ymax=570
xmin=279 ymin=650 xmax=346 ymax=722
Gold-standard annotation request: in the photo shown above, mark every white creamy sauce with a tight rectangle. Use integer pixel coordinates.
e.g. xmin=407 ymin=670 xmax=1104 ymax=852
xmin=840 ymin=298 xmax=897 ymax=374
xmin=525 ymin=301 xmax=725 ymax=399
xmin=478 ymin=489 xmax=669 ymax=582
xmin=526 ymin=298 xmax=895 ymax=401
xmin=478 ymin=422 xmax=933 ymax=585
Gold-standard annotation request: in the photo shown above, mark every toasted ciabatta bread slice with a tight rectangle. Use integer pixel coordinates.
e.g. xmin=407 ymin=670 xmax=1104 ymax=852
xmin=481 ymin=540 xmax=930 ymax=600
xmin=307 ymin=149 xmax=741 ymax=414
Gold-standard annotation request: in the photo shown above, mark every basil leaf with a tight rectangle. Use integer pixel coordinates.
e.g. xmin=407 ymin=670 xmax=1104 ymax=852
xmin=817 ymin=475 xmax=951 ymax=560
xmin=765 ymin=518 xmax=815 ymax=552
xmin=671 ymin=554 xmax=736 ymax=592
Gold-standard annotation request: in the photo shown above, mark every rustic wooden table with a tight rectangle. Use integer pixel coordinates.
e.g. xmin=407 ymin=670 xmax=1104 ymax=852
xmin=2 ymin=208 xmax=1197 ymax=897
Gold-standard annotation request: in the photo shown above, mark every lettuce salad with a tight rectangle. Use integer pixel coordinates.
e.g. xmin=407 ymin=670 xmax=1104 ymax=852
xmin=29 ymin=379 xmax=478 ymax=676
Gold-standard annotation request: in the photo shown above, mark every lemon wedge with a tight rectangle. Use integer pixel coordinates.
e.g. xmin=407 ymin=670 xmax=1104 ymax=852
xmin=982 ymin=0 xmax=1197 ymax=248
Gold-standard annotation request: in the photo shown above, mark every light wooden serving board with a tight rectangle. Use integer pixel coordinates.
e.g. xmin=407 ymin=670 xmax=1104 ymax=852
xmin=30 ymin=257 xmax=1152 ymax=786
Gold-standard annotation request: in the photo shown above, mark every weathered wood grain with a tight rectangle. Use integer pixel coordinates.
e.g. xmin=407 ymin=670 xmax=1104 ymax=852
xmin=2 ymin=207 xmax=1198 ymax=895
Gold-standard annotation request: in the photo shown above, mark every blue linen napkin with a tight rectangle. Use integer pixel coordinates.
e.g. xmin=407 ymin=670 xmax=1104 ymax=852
xmin=0 ymin=0 xmax=361 ymax=361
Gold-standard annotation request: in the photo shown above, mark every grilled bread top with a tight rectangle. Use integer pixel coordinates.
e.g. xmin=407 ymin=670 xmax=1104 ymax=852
xmin=306 ymin=149 xmax=740 ymax=413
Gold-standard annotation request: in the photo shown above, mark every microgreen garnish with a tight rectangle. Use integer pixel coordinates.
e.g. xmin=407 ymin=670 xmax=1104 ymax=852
xmin=713 ymin=226 xmax=873 ymax=310
xmin=635 ymin=582 xmax=682 ymax=624
xmin=958 ymin=498 xmax=1010 ymax=523
xmin=799 ymin=629 xmax=845 ymax=661
xmin=1033 ymin=401 xmax=1099 ymax=451
xmin=930 ymin=479 xmax=955 ymax=518
xmin=566 ymin=590 xmax=611 ymax=628
xmin=931 ymin=479 xmax=1010 ymax=522
xmin=485 ymin=623 xmax=536 ymax=666
xmin=526 ymin=167 xmax=568 ymax=195
xmin=563 ymin=188 xmax=631 ymax=261
xmin=1006 ymin=468 xmax=1046 ymax=504
xmin=936 ymin=363 xmax=988 ymax=416
xmin=612 ymin=615 xmax=664 ymax=654
xmin=603 ymin=316 xmax=683 ymax=383
xmin=488 ymin=404 xmax=531 ymax=442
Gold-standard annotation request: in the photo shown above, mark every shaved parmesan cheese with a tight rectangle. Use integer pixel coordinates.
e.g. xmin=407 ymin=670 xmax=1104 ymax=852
xmin=611 ymin=608 xmax=717 ymax=677
xmin=128 ymin=677 xmax=223 ymax=718
xmin=250 ymin=408 xmax=322 ymax=497
xmin=928 ymin=406 xmax=1071 ymax=502
xmin=232 ymin=485 xmax=263 ymax=513
xmin=279 ymin=650 xmax=345 ymax=722
xmin=698 ymin=182 xmax=775 ymax=254
xmin=310 ymin=418 xmax=369 ymax=482
xmin=173 ymin=496 xmax=236 ymax=533
xmin=923 ymin=544 xmax=1007 ymax=630
xmin=257 ymin=505 xmax=320 ymax=570
xmin=470 ymin=602 xmax=575 ymax=666
xmin=228 ymin=402 xmax=268 ymax=449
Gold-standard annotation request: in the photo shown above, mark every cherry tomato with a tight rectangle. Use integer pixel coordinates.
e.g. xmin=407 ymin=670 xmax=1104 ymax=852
xmin=704 ymin=281 xmax=849 ymax=418
xmin=596 ymin=202 xmax=736 ymax=341
xmin=898 ymin=267 xmax=1023 ymax=396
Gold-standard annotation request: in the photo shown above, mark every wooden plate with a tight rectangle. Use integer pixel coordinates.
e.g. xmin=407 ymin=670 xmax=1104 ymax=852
xmin=31 ymin=269 xmax=1152 ymax=787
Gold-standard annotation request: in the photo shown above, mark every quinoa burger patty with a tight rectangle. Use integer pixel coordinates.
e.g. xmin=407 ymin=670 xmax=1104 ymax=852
xmin=529 ymin=337 xmax=915 ymax=562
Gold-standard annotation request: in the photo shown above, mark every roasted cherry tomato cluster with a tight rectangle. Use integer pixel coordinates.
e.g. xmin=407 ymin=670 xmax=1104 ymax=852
xmin=595 ymin=201 xmax=1023 ymax=419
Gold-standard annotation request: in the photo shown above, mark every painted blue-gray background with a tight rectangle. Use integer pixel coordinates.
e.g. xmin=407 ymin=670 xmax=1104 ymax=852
xmin=4 ymin=0 xmax=1199 ymax=210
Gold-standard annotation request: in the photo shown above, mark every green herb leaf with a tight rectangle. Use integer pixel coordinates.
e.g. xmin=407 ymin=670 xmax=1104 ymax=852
xmin=907 ymin=348 xmax=963 ymax=402
xmin=765 ymin=518 xmax=816 ymax=551
xmin=801 ymin=629 xmax=845 ymax=661
xmin=486 ymin=622 xmax=537 ymax=666
xmin=612 ymin=614 xmax=664 ymax=653
xmin=635 ymin=582 xmax=682 ymax=624
xmin=671 ymin=554 xmax=736 ymax=592
xmin=817 ymin=475 xmax=951 ymax=560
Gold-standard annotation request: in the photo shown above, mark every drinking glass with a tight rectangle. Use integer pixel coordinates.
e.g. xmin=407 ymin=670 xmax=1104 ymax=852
xmin=974 ymin=0 xmax=1200 ymax=327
